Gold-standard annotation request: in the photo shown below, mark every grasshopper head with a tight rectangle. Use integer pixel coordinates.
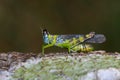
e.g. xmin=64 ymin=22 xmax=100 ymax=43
xmin=42 ymin=29 xmax=49 ymax=44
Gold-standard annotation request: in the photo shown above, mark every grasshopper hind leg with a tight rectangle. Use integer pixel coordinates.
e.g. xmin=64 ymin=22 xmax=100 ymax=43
xmin=80 ymin=44 xmax=94 ymax=52
xmin=70 ymin=49 xmax=78 ymax=53
xmin=70 ymin=44 xmax=94 ymax=53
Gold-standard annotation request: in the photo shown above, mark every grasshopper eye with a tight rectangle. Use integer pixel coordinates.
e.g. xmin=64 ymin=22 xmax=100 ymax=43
xmin=43 ymin=29 xmax=49 ymax=35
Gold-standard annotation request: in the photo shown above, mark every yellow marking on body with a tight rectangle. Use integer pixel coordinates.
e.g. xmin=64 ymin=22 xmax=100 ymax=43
xmin=48 ymin=35 xmax=52 ymax=41
xmin=79 ymin=37 xmax=84 ymax=42
xmin=48 ymin=35 xmax=58 ymax=43
xmin=48 ymin=35 xmax=52 ymax=38
xmin=80 ymin=45 xmax=84 ymax=51
xmin=86 ymin=34 xmax=90 ymax=38
xmin=72 ymin=38 xmax=77 ymax=44
xmin=64 ymin=39 xmax=70 ymax=43
xmin=53 ymin=35 xmax=57 ymax=43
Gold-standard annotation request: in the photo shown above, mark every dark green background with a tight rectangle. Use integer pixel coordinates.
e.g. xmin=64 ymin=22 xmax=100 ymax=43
xmin=0 ymin=0 xmax=120 ymax=53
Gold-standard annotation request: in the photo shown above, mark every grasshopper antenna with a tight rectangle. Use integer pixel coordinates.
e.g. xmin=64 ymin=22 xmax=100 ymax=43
xmin=40 ymin=25 xmax=49 ymax=35
xmin=40 ymin=27 xmax=43 ymax=31
xmin=40 ymin=27 xmax=43 ymax=33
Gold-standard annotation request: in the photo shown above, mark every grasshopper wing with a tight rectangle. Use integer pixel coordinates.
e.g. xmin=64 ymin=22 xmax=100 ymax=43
xmin=85 ymin=34 xmax=106 ymax=43
xmin=56 ymin=34 xmax=106 ymax=44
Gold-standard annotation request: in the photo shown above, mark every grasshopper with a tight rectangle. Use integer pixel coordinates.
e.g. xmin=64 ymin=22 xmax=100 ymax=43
xmin=41 ymin=29 xmax=106 ymax=55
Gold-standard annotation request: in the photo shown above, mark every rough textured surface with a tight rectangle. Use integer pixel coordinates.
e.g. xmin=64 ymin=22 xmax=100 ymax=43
xmin=0 ymin=51 xmax=120 ymax=80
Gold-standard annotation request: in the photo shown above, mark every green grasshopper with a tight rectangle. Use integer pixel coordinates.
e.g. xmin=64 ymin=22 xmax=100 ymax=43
xmin=41 ymin=29 xmax=106 ymax=55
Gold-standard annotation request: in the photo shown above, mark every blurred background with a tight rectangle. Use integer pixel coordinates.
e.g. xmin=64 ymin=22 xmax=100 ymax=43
xmin=0 ymin=0 xmax=120 ymax=53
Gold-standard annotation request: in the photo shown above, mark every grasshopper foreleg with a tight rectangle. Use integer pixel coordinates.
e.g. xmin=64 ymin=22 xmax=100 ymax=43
xmin=42 ymin=43 xmax=55 ymax=55
xmin=42 ymin=35 xmax=57 ymax=55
